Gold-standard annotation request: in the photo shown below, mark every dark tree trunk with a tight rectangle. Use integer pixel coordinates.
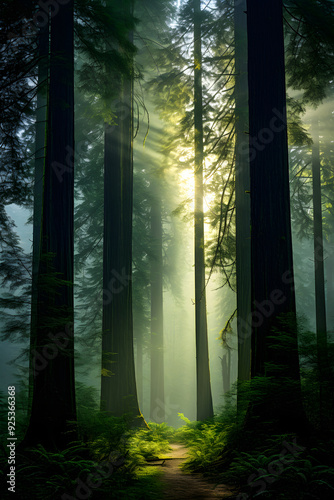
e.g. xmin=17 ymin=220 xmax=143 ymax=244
xmin=246 ymin=0 xmax=307 ymax=433
xmin=324 ymin=111 xmax=334 ymax=337
xmin=101 ymin=7 xmax=143 ymax=424
xmin=28 ymin=21 xmax=48 ymax=416
xmin=101 ymin=98 xmax=141 ymax=421
xmin=150 ymin=193 xmax=165 ymax=422
xmin=312 ymin=119 xmax=327 ymax=347
xmin=234 ymin=0 xmax=251 ymax=385
xmin=326 ymin=254 xmax=334 ymax=334
xmin=221 ymin=350 xmax=231 ymax=395
xmin=312 ymin=118 xmax=329 ymax=420
xmin=136 ymin=331 xmax=143 ymax=406
xmin=24 ymin=1 xmax=77 ymax=449
xmin=194 ymin=0 xmax=214 ymax=421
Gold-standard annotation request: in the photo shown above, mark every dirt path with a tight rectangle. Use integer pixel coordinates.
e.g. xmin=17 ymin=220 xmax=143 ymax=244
xmin=157 ymin=443 xmax=236 ymax=499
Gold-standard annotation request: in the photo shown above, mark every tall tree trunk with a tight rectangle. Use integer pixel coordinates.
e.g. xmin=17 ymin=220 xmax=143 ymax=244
xmin=101 ymin=3 xmax=143 ymax=424
xmin=221 ymin=349 xmax=231 ymax=395
xmin=246 ymin=0 xmax=307 ymax=433
xmin=28 ymin=20 xmax=48 ymax=416
xmin=150 ymin=193 xmax=165 ymax=422
xmin=234 ymin=0 xmax=251 ymax=386
xmin=312 ymin=118 xmax=329 ymax=421
xmin=194 ymin=0 xmax=214 ymax=421
xmin=324 ymin=111 xmax=334 ymax=337
xmin=136 ymin=331 xmax=143 ymax=406
xmin=326 ymin=254 xmax=334 ymax=334
xmin=101 ymin=92 xmax=141 ymax=421
xmin=24 ymin=1 xmax=77 ymax=449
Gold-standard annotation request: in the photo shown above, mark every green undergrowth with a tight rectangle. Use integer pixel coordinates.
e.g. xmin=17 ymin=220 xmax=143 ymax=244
xmin=127 ymin=422 xmax=173 ymax=465
xmin=221 ymin=434 xmax=334 ymax=499
xmin=0 ymin=440 xmax=164 ymax=500
xmin=172 ymin=411 xmax=334 ymax=499
xmin=2 ymin=328 xmax=334 ymax=500
xmin=174 ymin=413 xmax=230 ymax=471
xmin=172 ymin=371 xmax=334 ymax=500
xmin=0 ymin=391 xmax=172 ymax=500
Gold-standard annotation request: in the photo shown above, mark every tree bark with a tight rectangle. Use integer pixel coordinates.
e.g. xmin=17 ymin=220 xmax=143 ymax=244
xmin=101 ymin=92 xmax=141 ymax=421
xmin=136 ymin=331 xmax=143 ymax=406
xmin=326 ymin=254 xmax=334 ymax=334
xmin=234 ymin=0 xmax=251 ymax=385
xmin=150 ymin=193 xmax=165 ymax=422
xmin=246 ymin=0 xmax=307 ymax=433
xmin=28 ymin=20 xmax=48 ymax=416
xmin=24 ymin=1 xmax=77 ymax=449
xmin=101 ymin=2 xmax=143 ymax=424
xmin=312 ymin=119 xmax=327 ymax=347
xmin=312 ymin=118 xmax=329 ymax=420
xmin=194 ymin=0 xmax=214 ymax=421
xmin=222 ymin=349 xmax=231 ymax=395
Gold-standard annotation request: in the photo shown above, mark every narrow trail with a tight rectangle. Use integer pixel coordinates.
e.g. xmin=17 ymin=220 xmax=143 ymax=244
xmin=156 ymin=443 xmax=236 ymax=499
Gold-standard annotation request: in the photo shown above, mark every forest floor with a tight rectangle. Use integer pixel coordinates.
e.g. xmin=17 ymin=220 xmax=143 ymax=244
xmin=154 ymin=443 xmax=236 ymax=499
